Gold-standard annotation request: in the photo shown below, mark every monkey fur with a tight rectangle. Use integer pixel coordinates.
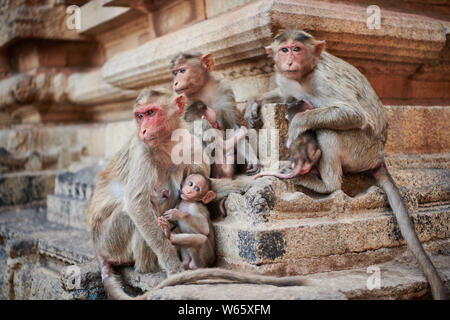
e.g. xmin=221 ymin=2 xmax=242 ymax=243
xmin=86 ymin=88 xmax=305 ymax=300
xmin=252 ymin=29 xmax=446 ymax=299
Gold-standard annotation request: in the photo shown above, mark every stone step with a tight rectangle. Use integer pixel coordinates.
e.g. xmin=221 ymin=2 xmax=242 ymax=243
xmin=0 ymin=170 xmax=58 ymax=207
xmin=215 ymin=201 xmax=450 ymax=275
xmin=101 ymin=0 xmax=446 ymax=91
xmin=53 ymin=164 xmax=103 ymax=199
xmin=46 ymin=195 xmax=90 ymax=230
xmin=1 ymin=206 xmax=448 ymax=300
xmin=0 ymin=207 xmax=94 ymax=264
xmin=145 ymin=255 xmax=450 ymax=300
xmin=0 ymin=206 xmax=99 ymax=299
xmin=46 ymin=164 xmax=104 ymax=229
xmin=44 ymin=160 xmax=450 ymax=229
xmin=270 ymin=166 xmax=450 ymax=220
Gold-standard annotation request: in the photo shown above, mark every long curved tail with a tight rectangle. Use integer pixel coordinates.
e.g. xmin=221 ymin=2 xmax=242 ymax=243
xmin=101 ymin=261 xmax=147 ymax=300
xmin=373 ymin=165 xmax=447 ymax=300
xmin=102 ymin=265 xmax=305 ymax=300
xmin=154 ymin=268 xmax=306 ymax=289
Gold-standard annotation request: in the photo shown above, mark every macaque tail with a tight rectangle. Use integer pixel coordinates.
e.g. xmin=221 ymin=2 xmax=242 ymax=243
xmin=253 ymin=163 xmax=302 ymax=180
xmin=101 ymin=262 xmax=148 ymax=300
xmin=154 ymin=268 xmax=307 ymax=289
xmin=103 ymin=267 xmax=306 ymax=300
xmin=210 ymin=178 xmax=253 ymax=199
xmin=373 ymin=165 xmax=447 ymax=300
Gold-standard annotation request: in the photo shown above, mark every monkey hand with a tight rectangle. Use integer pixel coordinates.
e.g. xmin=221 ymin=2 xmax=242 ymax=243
xmin=163 ymin=208 xmax=187 ymax=221
xmin=158 ymin=216 xmax=171 ymax=238
xmin=244 ymin=99 xmax=263 ymax=129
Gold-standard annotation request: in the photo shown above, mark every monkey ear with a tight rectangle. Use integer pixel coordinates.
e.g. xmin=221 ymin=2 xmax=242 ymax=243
xmin=201 ymin=190 xmax=216 ymax=204
xmin=201 ymin=54 xmax=214 ymax=72
xmin=175 ymin=95 xmax=186 ymax=116
xmin=313 ymin=40 xmax=326 ymax=57
xmin=265 ymin=45 xmax=274 ymax=57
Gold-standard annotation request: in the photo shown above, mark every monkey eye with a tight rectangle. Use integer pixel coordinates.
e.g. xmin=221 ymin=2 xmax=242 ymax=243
xmin=172 ymin=71 xmax=177 ymax=76
xmin=194 ymin=186 xmax=200 ymax=192
xmin=179 ymin=68 xmax=186 ymax=73
xmin=146 ymin=110 xmax=155 ymax=116
xmin=137 ymin=113 xmax=143 ymax=120
xmin=188 ymin=181 xmax=193 ymax=187
xmin=293 ymin=47 xmax=301 ymax=52
xmin=281 ymin=47 xmax=289 ymax=53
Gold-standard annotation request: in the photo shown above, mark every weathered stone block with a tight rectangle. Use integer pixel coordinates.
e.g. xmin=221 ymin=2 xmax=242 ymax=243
xmin=46 ymin=195 xmax=90 ymax=230
xmin=214 ymin=204 xmax=450 ymax=274
xmin=0 ymin=171 xmax=56 ymax=207
xmin=385 ymin=106 xmax=450 ymax=154
xmin=0 ymin=1 xmax=83 ymax=49
xmin=47 ymin=165 xmax=104 ymax=230
xmin=205 ymin=0 xmax=253 ymax=18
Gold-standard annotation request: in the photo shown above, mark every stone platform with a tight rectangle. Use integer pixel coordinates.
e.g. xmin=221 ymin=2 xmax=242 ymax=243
xmin=0 ymin=205 xmax=448 ymax=300
xmin=1 ymin=148 xmax=448 ymax=299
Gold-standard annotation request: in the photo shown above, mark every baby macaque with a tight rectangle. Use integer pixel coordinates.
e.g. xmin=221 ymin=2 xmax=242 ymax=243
xmin=185 ymin=100 xmax=221 ymax=129
xmin=254 ymin=131 xmax=321 ymax=179
xmin=158 ymin=173 xmax=217 ymax=270
xmin=185 ymin=101 xmax=249 ymax=179
xmin=254 ymin=98 xmax=321 ymax=180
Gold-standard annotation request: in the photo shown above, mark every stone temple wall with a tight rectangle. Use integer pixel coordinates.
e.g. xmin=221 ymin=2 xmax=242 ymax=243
xmin=0 ymin=0 xmax=449 ymax=300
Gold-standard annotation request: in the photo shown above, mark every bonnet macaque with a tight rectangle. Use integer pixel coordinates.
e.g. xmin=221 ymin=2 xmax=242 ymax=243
xmin=158 ymin=173 xmax=216 ymax=270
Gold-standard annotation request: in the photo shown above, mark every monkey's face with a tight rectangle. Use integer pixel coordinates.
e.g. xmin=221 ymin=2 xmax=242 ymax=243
xmin=172 ymin=61 xmax=207 ymax=96
xmin=274 ymin=41 xmax=313 ymax=80
xmin=134 ymin=96 xmax=185 ymax=146
xmin=180 ymin=174 xmax=209 ymax=202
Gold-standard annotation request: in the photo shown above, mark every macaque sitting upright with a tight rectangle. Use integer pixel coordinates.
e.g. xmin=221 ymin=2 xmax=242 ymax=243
xmin=158 ymin=173 xmax=217 ymax=270
xmin=171 ymin=52 xmax=261 ymax=175
xmin=185 ymin=101 xmax=249 ymax=179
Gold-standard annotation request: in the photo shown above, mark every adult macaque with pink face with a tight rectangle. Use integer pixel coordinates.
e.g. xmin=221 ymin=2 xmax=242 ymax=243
xmin=171 ymin=52 xmax=261 ymax=176
xmin=250 ymin=29 xmax=446 ymax=300
xmin=86 ymin=88 xmax=307 ymax=300
xmin=171 ymin=52 xmax=238 ymax=131
xmin=158 ymin=173 xmax=216 ymax=270
xmin=244 ymin=30 xmax=325 ymax=129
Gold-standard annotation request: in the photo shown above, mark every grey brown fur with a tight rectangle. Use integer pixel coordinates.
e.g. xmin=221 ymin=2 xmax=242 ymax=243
xmin=252 ymin=29 xmax=446 ymax=300
xmin=86 ymin=89 xmax=305 ymax=300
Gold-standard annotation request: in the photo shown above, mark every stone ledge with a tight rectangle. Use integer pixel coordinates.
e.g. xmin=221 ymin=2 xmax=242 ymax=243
xmin=0 ymin=170 xmax=57 ymax=207
xmin=101 ymin=0 xmax=272 ymax=89
xmin=307 ymin=255 xmax=450 ymax=300
xmin=217 ymin=238 xmax=450 ymax=277
xmin=0 ymin=208 xmax=94 ymax=264
xmin=46 ymin=195 xmax=90 ymax=230
xmin=101 ymin=0 xmax=447 ymax=90
xmin=215 ymin=205 xmax=450 ymax=267
xmin=0 ymin=2 xmax=84 ymax=50
xmin=0 ymin=69 xmax=138 ymax=111
xmin=271 ymin=0 xmax=446 ymax=62
xmin=79 ymin=0 xmax=141 ymax=36
xmin=146 ymin=255 xmax=449 ymax=300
